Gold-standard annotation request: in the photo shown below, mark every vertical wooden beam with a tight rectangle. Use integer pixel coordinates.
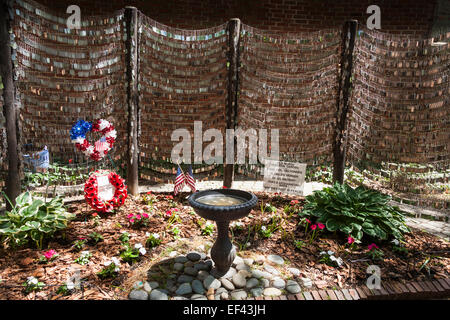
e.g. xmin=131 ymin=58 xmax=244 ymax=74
xmin=223 ymin=18 xmax=241 ymax=188
xmin=125 ymin=7 xmax=139 ymax=196
xmin=333 ymin=20 xmax=357 ymax=184
xmin=0 ymin=1 xmax=20 ymax=209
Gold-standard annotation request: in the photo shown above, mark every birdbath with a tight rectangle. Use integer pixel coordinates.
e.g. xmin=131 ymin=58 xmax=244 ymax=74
xmin=188 ymin=189 xmax=257 ymax=277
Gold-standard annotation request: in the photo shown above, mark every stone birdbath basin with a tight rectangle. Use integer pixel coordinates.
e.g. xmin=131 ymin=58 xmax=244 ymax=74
xmin=188 ymin=189 xmax=258 ymax=277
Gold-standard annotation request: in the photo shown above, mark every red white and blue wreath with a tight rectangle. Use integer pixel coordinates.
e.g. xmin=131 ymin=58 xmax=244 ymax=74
xmin=84 ymin=170 xmax=128 ymax=213
xmin=70 ymin=119 xmax=116 ymax=161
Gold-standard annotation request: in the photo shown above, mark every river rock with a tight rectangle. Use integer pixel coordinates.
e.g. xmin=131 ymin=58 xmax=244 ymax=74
xmin=246 ymin=278 xmax=259 ymax=289
xmin=149 ymin=289 xmax=169 ymax=300
xmin=187 ymin=252 xmax=202 ymax=262
xmin=272 ymin=277 xmax=286 ymax=289
xmin=263 ymin=287 xmax=282 ymax=297
xmin=230 ymin=289 xmax=247 ymax=300
xmin=177 ymin=275 xmax=194 ymax=283
xmin=184 ymin=266 xmax=198 ymax=276
xmin=220 ymin=278 xmax=235 ymax=291
xmin=232 ymin=271 xmax=247 ymax=288
xmin=267 ymin=254 xmax=284 ymax=265
xmin=192 ymin=279 xmax=205 ymax=294
xmin=286 ymin=280 xmax=301 ymax=294
xmin=175 ymin=283 xmax=192 ymax=295
xmin=203 ymin=275 xmax=221 ymax=290
xmin=129 ymin=289 xmax=148 ymax=300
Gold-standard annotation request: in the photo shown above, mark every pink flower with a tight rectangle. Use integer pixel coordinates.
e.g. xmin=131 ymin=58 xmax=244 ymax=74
xmin=310 ymin=224 xmax=317 ymax=230
xmin=290 ymin=200 xmax=299 ymax=205
xmin=368 ymin=243 xmax=379 ymax=250
xmin=127 ymin=213 xmax=134 ymax=219
xmin=130 ymin=218 xmax=135 ymax=223
xmin=142 ymin=213 xmax=149 ymax=219
xmin=146 ymin=191 xmax=152 ymax=195
xmin=317 ymin=223 xmax=325 ymax=230
xmin=44 ymin=249 xmax=56 ymax=260
xmin=305 ymin=218 xmax=311 ymax=224
xmin=165 ymin=210 xmax=172 ymax=217
xmin=136 ymin=215 xmax=141 ymax=220
xmin=347 ymin=236 xmax=355 ymax=244
xmin=222 ymin=186 xmax=228 ymax=189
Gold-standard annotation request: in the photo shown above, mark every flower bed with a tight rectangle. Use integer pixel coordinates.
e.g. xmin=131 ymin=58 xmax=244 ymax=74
xmin=0 ymin=191 xmax=448 ymax=300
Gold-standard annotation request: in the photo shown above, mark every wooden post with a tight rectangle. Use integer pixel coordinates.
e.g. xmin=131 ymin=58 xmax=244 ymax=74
xmin=223 ymin=18 xmax=241 ymax=188
xmin=125 ymin=7 xmax=139 ymax=196
xmin=333 ymin=20 xmax=357 ymax=185
xmin=0 ymin=1 xmax=21 ymax=209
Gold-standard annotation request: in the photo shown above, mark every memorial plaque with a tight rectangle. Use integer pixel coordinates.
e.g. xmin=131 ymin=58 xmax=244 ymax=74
xmin=97 ymin=174 xmax=115 ymax=201
xmin=263 ymin=160 xmax=307 ymax=196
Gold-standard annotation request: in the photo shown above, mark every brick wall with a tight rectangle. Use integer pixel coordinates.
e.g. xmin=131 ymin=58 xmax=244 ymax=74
xmin=33 ymin=0 xmax=437 ymax=37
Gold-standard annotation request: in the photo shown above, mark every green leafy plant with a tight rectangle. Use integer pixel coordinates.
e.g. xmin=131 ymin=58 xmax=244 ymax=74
xmin=145 ymin=232 xmax=162 ymax=248
xmin=120 ymin=243 xmax=146 ymax=264
xmin=201 ymin=222 xmax=215 ymax=236
xmin=301 ymin=183 xmax=410 ymax=241
xmin=72 ymin=238 xmax=87 ymax=251
xmin=367 ymin=243 xmax=384 ymax=261
xmin=293 ymin=239 xmax=305 ymax=250
xmin=171 ymin=226 xmax=181 ymax=239
xmin=23 ymin=276 xmax=45 ymax=293
xmin=97 ymin=257 xmax=121 ymax=279
xmin=75 ymin=251 xmax=92 ymax=265
xmin=88 ymin=232 xmax=104 ymax=245
xmin=119 ymin=231 xmax=130 ymax=244
xmin=0 ymin=192 xmax=74 ymax=249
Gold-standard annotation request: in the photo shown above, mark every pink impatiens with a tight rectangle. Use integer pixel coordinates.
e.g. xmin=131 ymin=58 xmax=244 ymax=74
xmin=368 ymin=243 xmax=379 ymax=250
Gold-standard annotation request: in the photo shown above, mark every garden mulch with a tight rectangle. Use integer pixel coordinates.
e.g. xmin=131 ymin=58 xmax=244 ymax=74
xmin=0 ymin=191 xmax=448 ymax=300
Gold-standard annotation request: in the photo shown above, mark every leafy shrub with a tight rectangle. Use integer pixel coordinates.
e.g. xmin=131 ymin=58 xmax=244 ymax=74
xmin=0 ymin=192 xmax=75 ymax=249
xmin=301 ymin=183 xmax=410 ymax=241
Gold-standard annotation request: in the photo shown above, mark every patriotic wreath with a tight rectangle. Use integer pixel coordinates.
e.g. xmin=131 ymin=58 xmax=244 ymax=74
xmin=70 ymin=119 xmax=116 ymax=161
xmin=84 ymin=170 xmax=127 ymax=213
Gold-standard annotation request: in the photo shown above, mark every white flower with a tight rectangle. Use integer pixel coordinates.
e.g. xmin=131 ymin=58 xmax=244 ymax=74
xmin=145 ymin=232 xmax=150 ymax=237
xmin=27 ymin=276 xmax=38 ymax=285
xmin=319 ymin=251 xmax=327 ymax=255
xmin=139 ymin=247 xmax=147 ymax=255
xmin=261 ymin=226 xmax=267 ymax=231
xmin=152 ymin=233 xmax=160 ymax=239
xmin=391 ymin=239 xmax=400 ymax=246
xmin=134 ymin=243 xmax=143 ymax=249
xmin=66 ymin=282 xmax=75 ymax=290
xmin=327 ymin=250 xmax=335 ymax=256
xmin=81 ymin=251 xmax=90 ymax=256
xmin=111 ymin=257 xmax=121 ymax=265
xmin=330 ymin=255 xmax=337 ymax=261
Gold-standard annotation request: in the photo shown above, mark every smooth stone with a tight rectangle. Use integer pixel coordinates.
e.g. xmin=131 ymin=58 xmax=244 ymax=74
xmin=252 ymin=269 xmax=273 ymax=280
xmin=261 ymin=278 xmax=270 ymax=288
xmin=301 ymin=277 xmax=313 ymax=288
xmin=272 ymin=277 xmax=286 ymax=289
xmin=235 ymin=263 xmax=250 ymax=272
xmin=267 ymin=254 xmax=284 ymax=265
xmin=204 ymin=259 xmax=213 ymax=268
xmin=196 ymin=245 xmax=205 ymax=252
xmin=263 ymin=287 xmax=282 ymax=297
xmin=177 ymin=275 xmax=194 ymax=283
xmin=215 ymin=287 xmax=228 ymax=295
xmin=264 ymin=265 xmax=280 ymax=275
xmin=243 ymin=258 xmax=254 ymax=266
xmin=219 ymin=267 xmax=236 ymax=279
xmin=191 ymin=294 xmax=207 ymax=300
xmin=230 ymin=289 xmax=247 ymax=300
xmin=175 ymin=283 xmax=192 ymax=295
xmin=250 ymin=287 xmax=264 ymax=297
xmin=187 ymin=252 xmax=202 ymax=261
xmin=175 ymin=256 xmax=188 ymax=263
xmin=168 ymin=251 xmax=179 ymax=258
xmin=184 ymin=261 xmax=195 ymax=268
xmin=129 ymin=289 xmax=148 ymax=300
xmin=254 ymin=255 xmax=265 ymax=264
xmin=288 ymin=268 xmax=301 ymax=277
xmin=286 ymin=280 xmax=301 ymax=294
xmin=184 ymin=267 xmax=198 ymax=276
xmin=214 ymin=288 xmax=228 ymax=300
xmin=203 ymin=275 xmax=221 ymax=290
xmin=165 ymin=279 xmax=176 ymax=290
xmin=220 ymin=292 xmax=229 ymax=300
xmin=149 ymin=289 xmax=169 ymax=300
xmin=220 ymin=278 xmax=235 ymax=291
xmin=232 ymin=256 xmax=244 ymax=266
xmin=197 ymin=270 xmax=210 ymax=281
xmin=194 ymin=262 xmax=209 ymax=271
xmin=246 ymin=278 xmax=259 ymax=289
xmin=173 ymin=263 xmax=184 ymax=271
xmin=232 ymin=272 xmax=247 ymax=288
xmin=192 ymin=279 xmax=205 ymax=294
xmin=132 ymin=281 xmax=143 ymax=290
xmin=146 ymin=281 xmax=159 ymax=290
xmin=171 ymin=296 xmax=188 ymax=300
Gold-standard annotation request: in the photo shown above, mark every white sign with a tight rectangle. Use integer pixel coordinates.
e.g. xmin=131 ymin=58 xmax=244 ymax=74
xmin=97 ymin=175 xmax=115 ymax=201
xmin=263 ymin=160 xmax=307 ymax=196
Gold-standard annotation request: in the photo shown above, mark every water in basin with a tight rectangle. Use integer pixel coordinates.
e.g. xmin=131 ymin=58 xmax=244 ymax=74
xmin=196 ymin=193 xmax=246 ymax=206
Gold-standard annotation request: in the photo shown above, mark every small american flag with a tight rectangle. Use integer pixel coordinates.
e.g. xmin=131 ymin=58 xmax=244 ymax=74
xmin=173 ymin=166 xmax=185 ymax=196
xmin=185 ymin=166 xmax=196 ymax=192
xmin=95 ymin=137 xmax=108 ymax=152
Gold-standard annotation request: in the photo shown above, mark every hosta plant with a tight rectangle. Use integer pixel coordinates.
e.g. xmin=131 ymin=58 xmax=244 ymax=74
xmin=0 ymin=192 xmax=75 ymax=249
xmin=301 ymin=183 xmax=410 ymax=242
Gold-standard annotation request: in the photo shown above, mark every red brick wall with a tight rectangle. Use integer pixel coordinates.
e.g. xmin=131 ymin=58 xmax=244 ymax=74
xmin=34 ymin=0 xmax=437 ymax=36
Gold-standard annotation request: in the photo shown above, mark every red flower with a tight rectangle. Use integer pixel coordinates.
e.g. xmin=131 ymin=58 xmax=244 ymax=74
xmin=222 ymin=186 xmax=228 ymax=189
xmin=347 ymin=236 xmax=354 ymax=244
xmin=317 ymin=223 xmax=325 ymax=230
xmin=69 ymin=159 xmax=73 ymax=164
xmin=290 ymin=200 xmax=299 ymax=205
xmin=310 ymin=224 xmax=317 ymax=230
xmin=368 ymin=243 xmax=379 ymax=250
xmin=305 ymin=218 xmax=311 ymax=224
xmin=92 ymin=213 xmax=98 ymax=217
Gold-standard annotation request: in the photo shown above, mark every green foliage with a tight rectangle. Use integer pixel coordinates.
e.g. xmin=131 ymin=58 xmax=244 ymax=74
xmin=75 ymin=251 xmax=92 ymax=265
xmin=72 ymin=239 xmax=87 ymax=251
xmin=88 ymin=232 xmax=104 ymax=244
xmin=301 ymin=183 xmax=410 ymax=242
xmin=201 ymin=222 xmax=215 ymax=236
xmin=0 ymin=192 xmax=74 ymax=249
xmin=145 ymin=232 xmax=162 ymax=248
